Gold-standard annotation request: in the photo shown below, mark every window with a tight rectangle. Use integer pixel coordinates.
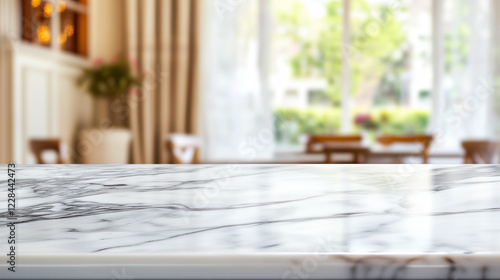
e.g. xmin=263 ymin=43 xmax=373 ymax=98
xmin=271 ymin=0 xmax=433 ymax=144
xmin=271 ymin=0 xmax=343 ymax=145
xmin=21 ymin=0 xmax=88 ymax=56
xmin=268 ymin=0 xmax=496 ymax=148
xmin=350 ymin=0 xmax=432 ymax=136
xmin=206 ymin=0 xmax=498 ymax=158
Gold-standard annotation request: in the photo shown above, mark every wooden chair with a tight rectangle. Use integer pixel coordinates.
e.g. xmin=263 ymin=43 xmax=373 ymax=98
xmin=462 ymin=140 xmax=500 ymax=164
xmin=376 ymin=135 xmax=434 ymax=164
xmin=29 ymin=138 xmax=67 ymax=164
xmin=306 ymin=134 xmax=366 ymax=163
xmin=166 ymin=134 xmax=201 ymax=164
xmin=306 ymin=135 xmax=363 ymax=153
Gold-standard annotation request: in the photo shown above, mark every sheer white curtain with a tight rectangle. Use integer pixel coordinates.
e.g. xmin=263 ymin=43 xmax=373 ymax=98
xmin=494 ymin=1 xmax=500 ymax=139
xmin=201 ymin=0 xmax=274 ymax=161
xmin=433 ymin=0 xmax=496 ymax=151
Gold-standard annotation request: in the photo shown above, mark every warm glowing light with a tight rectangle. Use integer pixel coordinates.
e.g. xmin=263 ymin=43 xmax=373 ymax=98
xmin=37 ymin=25 xmax=51 ymax=44
xmin=64 ymin=25 xmax=74 ymax=37
xmin=58 ymin=33 xmax=67 ymax=45
xmin=31 ymin=0 xmax=41 ymax=8
xmin=43 ymin=3 xmax=53 ymax=17
xmin=57 ymin=1 xmax=66 ymax=12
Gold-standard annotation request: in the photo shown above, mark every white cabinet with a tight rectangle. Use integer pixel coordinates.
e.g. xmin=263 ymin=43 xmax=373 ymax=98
xmin=11 ymin=43 xmax=93 ymax=163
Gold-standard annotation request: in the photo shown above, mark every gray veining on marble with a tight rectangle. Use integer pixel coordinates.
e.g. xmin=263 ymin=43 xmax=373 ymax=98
xmin=1 ymin=164 xmax=500 ymax=279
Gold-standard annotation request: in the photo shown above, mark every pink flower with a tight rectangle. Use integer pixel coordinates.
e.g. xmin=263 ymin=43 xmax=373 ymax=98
xmin=354 ymin=113 xmax=372 ymax=125
xmin=93 ymin=57 xmax=105 ymax=65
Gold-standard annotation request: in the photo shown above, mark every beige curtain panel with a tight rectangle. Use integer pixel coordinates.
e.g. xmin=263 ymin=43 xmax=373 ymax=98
xmin=0 ymin=0 xmax=17 ymax=164
xmin=125 ymin=0 xmax=200 ymax=164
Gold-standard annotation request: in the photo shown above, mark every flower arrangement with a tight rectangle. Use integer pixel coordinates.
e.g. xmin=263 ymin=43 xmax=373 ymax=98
xmin=354 ymin=113 xmax=378 ymax=130
xmin=77 ymin=57 xmax=139 ymax=98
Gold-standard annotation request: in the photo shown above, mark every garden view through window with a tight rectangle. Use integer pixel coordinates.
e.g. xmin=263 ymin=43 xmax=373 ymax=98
xmin=271 ymin=0 xmax=432 ymax=146
xmin=205 ymin=0 xmax=497 ymax=160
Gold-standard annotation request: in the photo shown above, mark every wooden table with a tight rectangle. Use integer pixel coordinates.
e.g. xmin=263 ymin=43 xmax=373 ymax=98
xmin=203 ymin=145 xmax=463 ymax=164
xmin=323 ymin=142 xmax=463 ymax=164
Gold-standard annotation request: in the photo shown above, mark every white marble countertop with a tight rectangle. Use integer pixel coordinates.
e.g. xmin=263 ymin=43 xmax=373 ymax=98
xmin=1 ymin=164 xmax=500 ymax=279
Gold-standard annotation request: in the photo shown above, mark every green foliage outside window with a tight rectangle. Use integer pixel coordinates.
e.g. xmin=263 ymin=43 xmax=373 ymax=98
xmin=275 ymin=0 xmax=408 ymax=105
xmin=274 ymin=107 xmax=430 ymax=144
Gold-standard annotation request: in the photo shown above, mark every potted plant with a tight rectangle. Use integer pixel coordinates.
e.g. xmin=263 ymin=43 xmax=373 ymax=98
xmin=76 ymin=57 xmax=139 ymax=164
xmin=78 ymin=56 xmax=139 ymax=99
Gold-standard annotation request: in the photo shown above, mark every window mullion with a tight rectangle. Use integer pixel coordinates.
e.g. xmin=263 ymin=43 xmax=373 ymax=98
xmin=431 ymin=0 xmax=444 ymax=135
xmin=341 ymin=0 xmax=351 ymax=134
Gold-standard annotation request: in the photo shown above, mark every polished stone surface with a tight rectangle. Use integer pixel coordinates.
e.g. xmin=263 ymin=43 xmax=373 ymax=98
xmin=1 ymin=164 xmax=499 ymax=279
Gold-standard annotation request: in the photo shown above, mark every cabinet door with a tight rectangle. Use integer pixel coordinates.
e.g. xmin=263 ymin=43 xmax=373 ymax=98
xmin=13 ymin=45 xmax=92 ymax=163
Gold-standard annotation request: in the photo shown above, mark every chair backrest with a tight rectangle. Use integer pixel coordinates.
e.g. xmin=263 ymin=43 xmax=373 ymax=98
xmin=462 ymin=140 xmax=500 ymax=164
xmin=306 ymin=135 xmax=362 ymax=153
xmin=166 ymin=134 xmax=201 ymax=164
xmin=29 ymin=138 xmax=67 ymax=164
xmin=376 ymin=135 xmax=434 ymax=163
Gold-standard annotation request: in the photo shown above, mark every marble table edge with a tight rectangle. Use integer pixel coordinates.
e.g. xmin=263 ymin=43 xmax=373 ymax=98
xmin=2 ymin=253 xmax=500 ymax=264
